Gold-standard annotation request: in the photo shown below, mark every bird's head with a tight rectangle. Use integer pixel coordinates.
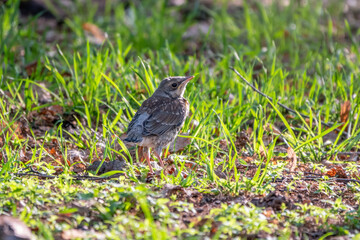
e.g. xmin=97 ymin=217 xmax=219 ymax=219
xmin=154 ymin=76 xmax=194 ymax=98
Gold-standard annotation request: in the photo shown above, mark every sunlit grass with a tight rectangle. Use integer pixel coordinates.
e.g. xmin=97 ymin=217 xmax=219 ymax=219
xmin=1 ymin=0 xmax=360 ymax=238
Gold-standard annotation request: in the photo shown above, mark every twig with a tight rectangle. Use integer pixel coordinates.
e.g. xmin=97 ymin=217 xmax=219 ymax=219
xmin=274 ymin=176 xmax=360 ymax=184
xmin=14 ymin=164 xmax=124 ymax=180
xmin=303 ymin=172 xmax=323 ymax=176
xmin=284 ymin=171 xmax=323 ymax=176
xmin=15 ymin=172 xmax=56 ymax=179
xmin=23 ymin=165 xmax=43 ymax=174
xmin=330 ymin=178 xmax=360 ymax=183
xmin=14 ymin=172 xmax=119 ymax=181
xmin=236 ymin=164 xmax=262 ymax=168
xmin=230 ymin=67 xmax=333 ymax=128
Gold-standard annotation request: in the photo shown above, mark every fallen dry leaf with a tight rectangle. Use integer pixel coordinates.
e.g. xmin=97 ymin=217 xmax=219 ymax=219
xmin=165 ymin=166 xmax=176 ymax=175
xmin=326 ymin=166 xmax=347 ymax=178
xmin=0 ymin=121 xmax=23 ymax=141
xmin=0 ymin=216 xmax=35 ymax=240
xmin=340 ymin=100 xmax=351 ymax=130
xmin=326 ymin=168 xmax=336 ymax=177
xmin=210 ymin=221 xmax=220 ymax=236
xmin=49 ymin=147 xmax=56 ymax=156
xmin=62 ymin=229 xmax=85 ymax=240
xmin=287 ymin=147 xmax=297 ymax=172
xmin=265 ymin=123 xmax=282 ymax=135
xmin=259 ymin=145 xmax=267 ymax=159
xmin=263 ymin=208 xmax=275 ymax=218
xmin=82 ymin=22 xmax=107 ymax=45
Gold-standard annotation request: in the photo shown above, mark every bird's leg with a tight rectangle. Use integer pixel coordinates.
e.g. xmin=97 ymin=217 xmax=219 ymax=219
xmin=137 ymin=146 xmax=145 ymax=163
xmin=144 ymin=147 xmax=153 ymax=173
xmin=154 ymin=148 xmax=165 ymax=168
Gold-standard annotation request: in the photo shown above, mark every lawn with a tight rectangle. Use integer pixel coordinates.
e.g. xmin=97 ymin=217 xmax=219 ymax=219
xmin=1 ymin=0 xmax=360 ymax=239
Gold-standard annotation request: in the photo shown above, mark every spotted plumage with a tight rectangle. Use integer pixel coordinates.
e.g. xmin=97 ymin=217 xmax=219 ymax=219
xmin=124 ymin=76 xmax=193 ymax=173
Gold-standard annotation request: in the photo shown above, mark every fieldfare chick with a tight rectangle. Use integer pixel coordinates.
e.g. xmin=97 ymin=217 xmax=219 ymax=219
xmin=124 ymin=76 xmax=194 ymax=173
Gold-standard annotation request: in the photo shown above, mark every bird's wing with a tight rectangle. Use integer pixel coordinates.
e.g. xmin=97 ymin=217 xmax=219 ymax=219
xmin=125 ymin=100 xmax=152 ymax=143
xmin=143 ymin=98 xmax=188 ymax=136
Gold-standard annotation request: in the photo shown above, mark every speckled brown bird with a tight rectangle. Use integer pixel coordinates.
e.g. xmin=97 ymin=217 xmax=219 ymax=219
xmin=124 ymin=76 xmax=194 ymax=173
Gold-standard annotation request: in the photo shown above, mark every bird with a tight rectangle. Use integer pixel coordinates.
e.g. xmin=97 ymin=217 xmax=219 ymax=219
xmin=124 ymin=76 xmax=194 ymax=173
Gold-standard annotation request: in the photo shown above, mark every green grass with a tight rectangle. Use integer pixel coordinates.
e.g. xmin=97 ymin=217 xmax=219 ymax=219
xmin=1 ymin=0 xmax=360 ymax=239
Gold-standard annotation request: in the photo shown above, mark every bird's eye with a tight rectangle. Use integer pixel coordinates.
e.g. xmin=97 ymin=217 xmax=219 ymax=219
xmin=171 ymin=83 xmax=178 ymax=88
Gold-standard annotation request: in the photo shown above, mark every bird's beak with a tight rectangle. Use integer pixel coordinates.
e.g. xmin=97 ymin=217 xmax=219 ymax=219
xmin=181 ymin=76 xmax=194 ymax=85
